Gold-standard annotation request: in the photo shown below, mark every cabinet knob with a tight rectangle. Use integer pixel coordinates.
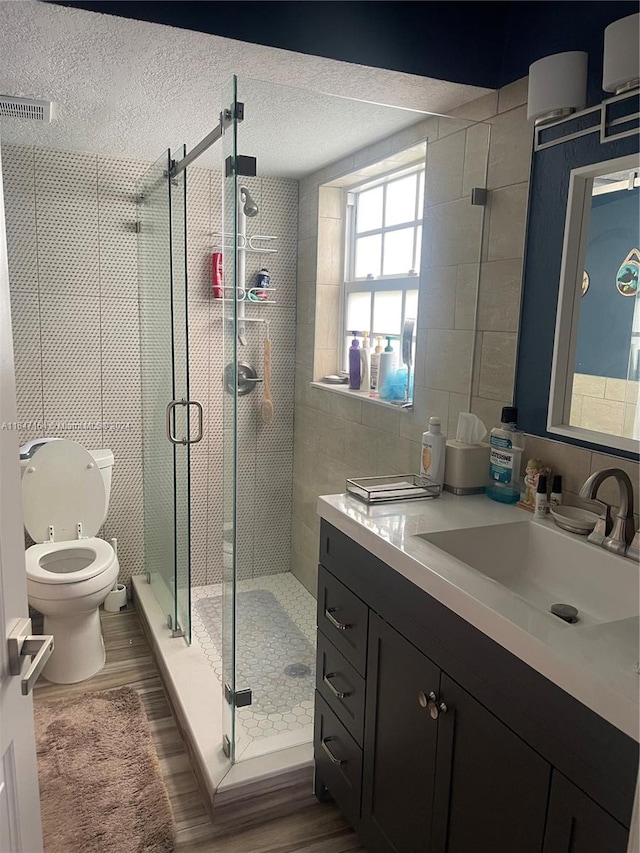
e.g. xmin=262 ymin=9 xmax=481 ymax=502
xmin=418 ymin=690 xmax=436 ymax=709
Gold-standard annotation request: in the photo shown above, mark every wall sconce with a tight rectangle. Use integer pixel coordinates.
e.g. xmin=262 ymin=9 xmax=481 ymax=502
xmin=603 ymin=13 xmax=640 ymax=94
xmin=527 ymin=51 xmax=588 ymax=126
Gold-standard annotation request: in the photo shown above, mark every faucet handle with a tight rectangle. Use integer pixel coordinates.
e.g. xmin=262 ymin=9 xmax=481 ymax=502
xmin=626 ymin=529 xmax=639 ymax=562
xmin=587 ymin=501 xmax=612 ymax=546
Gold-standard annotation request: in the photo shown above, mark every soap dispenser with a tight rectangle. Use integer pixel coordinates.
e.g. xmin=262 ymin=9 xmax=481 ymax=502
xmin=348 ymin=332 xmax=361 ymax=390
xmin=378 ymin=336 xmax=397 ymax=391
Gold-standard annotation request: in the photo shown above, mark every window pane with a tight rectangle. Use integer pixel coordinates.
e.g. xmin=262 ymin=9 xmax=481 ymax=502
xmin=383 ymin=228 xmax=414 ymax=276
xmin=373 ymin=291 xmax=402 ymax=335
xmin=385 ymin=174 xmax=417 ymax=227
xmin=356 ymin=186 xmax=383 ymax=233
xmin=346 ymin=291 xmax=372 ymax=334
xmin=405 ymin=289 xmax=419 ymax=321
xmin=355 ymin=234 xmax=382 ymax=278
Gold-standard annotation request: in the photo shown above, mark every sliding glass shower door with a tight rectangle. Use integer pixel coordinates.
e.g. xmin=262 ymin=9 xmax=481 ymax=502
xmin=137 ymin=148 xmax=192 ymax=643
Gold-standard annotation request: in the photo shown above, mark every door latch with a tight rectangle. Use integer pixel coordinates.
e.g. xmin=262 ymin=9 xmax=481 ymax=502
xmin=8 ymin=618 xmax=54 ymax=695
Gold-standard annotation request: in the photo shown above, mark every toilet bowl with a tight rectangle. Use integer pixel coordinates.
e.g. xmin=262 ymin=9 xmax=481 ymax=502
xmin=21 ymin=439 xmax=119 ymax=684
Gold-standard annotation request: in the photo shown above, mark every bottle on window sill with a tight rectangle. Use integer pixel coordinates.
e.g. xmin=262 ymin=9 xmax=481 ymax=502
xmin=348 ymin=331 xmax=361 ymax=390
xmin=360 ymin=331 xmax=371 ymax=391
xmin=369 ymin=336 xmax=383 ymax=396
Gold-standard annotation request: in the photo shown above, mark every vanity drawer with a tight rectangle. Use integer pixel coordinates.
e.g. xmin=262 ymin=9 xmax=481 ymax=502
xmin=318 ymin=565 xmax=368 ymax=676
xmin=314 ymin=692 xmax=363 ymax=829
xmin=316 ymin=629 xmax=366 ymax=746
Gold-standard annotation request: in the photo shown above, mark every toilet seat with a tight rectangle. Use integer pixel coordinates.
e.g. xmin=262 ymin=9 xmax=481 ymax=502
xmin=25 ymin=538 xmax=116 ymax=585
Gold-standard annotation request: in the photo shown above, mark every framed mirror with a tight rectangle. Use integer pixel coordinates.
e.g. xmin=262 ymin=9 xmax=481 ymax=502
xmin=549 ymin=153 xmax=640 ymax=453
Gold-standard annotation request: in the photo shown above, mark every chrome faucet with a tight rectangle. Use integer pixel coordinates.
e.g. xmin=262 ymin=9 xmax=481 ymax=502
xmin=579 ymin=468 xmax=636 ymax=557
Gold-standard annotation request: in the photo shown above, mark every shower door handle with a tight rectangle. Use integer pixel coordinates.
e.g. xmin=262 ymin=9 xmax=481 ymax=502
xmin=166 ymin=399 xmax=204 ymax=445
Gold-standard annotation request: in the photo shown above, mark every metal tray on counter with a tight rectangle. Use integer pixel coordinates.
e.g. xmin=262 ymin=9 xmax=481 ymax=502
xmin=346 ymin=474 xmax=441 ymax=504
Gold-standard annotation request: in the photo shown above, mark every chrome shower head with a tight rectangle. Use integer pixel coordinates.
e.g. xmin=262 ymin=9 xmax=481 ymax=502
xmin=239 ymin=186 xmax=259 ymax=217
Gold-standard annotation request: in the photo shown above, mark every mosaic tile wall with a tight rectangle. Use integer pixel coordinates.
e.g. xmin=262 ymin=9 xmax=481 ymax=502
xmin=3 ymin=145 xmax=298 ymax=587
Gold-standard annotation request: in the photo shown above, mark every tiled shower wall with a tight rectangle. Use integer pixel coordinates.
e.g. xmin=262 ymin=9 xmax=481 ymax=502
xmin=3 ymin=144 xmax=298 ymax=587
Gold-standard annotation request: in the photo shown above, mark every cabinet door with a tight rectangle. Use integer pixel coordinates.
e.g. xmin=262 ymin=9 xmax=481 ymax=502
xmin=362 ymin=614 xmax=441 ymax=853
xmin=431 ymin=674 xmax=551 ymax=853
xmin=543 ymin=772 xmax=629 ymax=853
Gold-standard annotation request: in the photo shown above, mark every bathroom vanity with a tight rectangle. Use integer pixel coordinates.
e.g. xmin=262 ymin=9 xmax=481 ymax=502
xmin=313 ymin=493 xmax=639 ymax=853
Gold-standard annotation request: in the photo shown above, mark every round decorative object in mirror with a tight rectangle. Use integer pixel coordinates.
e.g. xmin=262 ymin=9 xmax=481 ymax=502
xmin=582 ymin=270 xmax=589 ymax=296
xmin=616 ymin=249 xmax=640 ymax=296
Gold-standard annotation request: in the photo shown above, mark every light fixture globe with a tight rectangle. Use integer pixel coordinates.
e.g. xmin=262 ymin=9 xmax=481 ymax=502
xmin=603 ymin=13 xmax=640 ymax=94
xmin=527 ymin=51 xmax=588 ymax=126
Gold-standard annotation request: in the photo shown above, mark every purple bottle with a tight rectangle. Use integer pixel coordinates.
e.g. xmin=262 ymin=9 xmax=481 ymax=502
xmin=349 ymin=332 xmax=361 ymax=390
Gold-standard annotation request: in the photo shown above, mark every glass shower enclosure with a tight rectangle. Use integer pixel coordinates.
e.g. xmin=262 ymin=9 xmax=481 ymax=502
xmin=136 ymin=146 xmax=194 ymax=644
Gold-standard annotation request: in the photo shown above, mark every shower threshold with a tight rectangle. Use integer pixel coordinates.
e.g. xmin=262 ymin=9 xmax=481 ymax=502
xmin=132 ymin=572 xmax=315 ymax=807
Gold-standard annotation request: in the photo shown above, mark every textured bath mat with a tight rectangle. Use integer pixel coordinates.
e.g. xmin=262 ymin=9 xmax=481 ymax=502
xmin=195 ymin=589 xmax=315 ymax=715
xmin=34 ymin=686 xmax=175 ymax=853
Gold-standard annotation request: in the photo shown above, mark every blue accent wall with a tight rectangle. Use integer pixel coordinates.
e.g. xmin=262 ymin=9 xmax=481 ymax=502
xmin=575 ymin=189 xmax=639 ymax=380
xmin=514 ymin=128 xmax=640 ymax=460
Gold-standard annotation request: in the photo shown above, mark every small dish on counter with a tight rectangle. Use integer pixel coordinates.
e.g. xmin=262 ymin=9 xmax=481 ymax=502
xmin=550 ymin=504 xmax=599 ymax=535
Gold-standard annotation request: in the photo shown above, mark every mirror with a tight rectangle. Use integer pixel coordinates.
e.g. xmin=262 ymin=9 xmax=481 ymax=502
xmin=549 ymin=153 xmax=640 ymax=453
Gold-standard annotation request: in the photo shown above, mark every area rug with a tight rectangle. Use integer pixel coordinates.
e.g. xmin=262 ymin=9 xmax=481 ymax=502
xmin=34 ymin=686 xmax=175 ymax=853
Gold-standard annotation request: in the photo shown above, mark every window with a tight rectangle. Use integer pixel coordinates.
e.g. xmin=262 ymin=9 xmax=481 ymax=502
xmin=342 ymin=166 xmax=424 ymax=375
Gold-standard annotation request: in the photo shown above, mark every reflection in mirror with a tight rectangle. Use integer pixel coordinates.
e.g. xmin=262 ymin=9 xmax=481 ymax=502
xmin=550 ymin=154 xmax=640 ymax=452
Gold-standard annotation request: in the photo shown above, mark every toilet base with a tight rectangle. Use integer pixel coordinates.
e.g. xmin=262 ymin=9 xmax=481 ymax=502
xmin=42 ymin=608 xmax=106 ymax=684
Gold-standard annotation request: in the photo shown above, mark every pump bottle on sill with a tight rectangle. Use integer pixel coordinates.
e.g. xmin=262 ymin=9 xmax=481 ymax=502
xmin=378 ymin=336 xmax=397 ymax=394
xmin=369 ymin=336 xmax=383 ymax=395
xmin=421 ymin=417 xmax=446 ymax=488
xmin=486 ymin=406 xmax=525 ymax=504
xmin=348 ymin=332 xmax=361 ymax=390
xmin=360 ymin=331 xmax=371 ymax=391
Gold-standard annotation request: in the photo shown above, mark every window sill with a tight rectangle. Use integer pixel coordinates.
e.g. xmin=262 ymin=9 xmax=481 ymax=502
xmin=310 ymin=381 xmax=412 ymax=411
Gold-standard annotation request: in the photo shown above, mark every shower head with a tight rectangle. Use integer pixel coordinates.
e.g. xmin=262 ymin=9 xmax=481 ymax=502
xmin=239 ymin=186 xmax=259 ymax=218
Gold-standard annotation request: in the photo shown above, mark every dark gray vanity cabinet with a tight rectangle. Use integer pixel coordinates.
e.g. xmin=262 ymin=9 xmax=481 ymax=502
xmin=362 ymin=614 xmax=550 ymax=853
xmin=314 ymin=520 xmax=637 ymax=853
xmin=542 ymin=773 xmax=629 ymax=853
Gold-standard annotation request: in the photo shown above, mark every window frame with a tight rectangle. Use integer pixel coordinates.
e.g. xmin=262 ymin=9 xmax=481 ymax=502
xmin=341 ymin=163 xmax=424 ymax=371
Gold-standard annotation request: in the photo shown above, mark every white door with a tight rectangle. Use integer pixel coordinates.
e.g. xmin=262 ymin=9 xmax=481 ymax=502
xmin=0 ymin=146 xmax=44 ymax=851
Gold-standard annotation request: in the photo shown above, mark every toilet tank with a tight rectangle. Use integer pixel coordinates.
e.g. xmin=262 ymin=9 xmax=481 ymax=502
xmin=89 ymin=449 xmax=114 ymax=521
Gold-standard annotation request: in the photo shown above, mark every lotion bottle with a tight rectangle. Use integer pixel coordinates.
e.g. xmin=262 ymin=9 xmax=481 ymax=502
xmin=421 ymin=417 xmax=446 ymax=487
xmin=360 ymin=331 xmax=371 ymax=391
xmin=378 ymin=336 xmax=397 ymax=395
xmin=550 ymin=475 xmax=562 ymax=508
xmin=534 ymin=474 xmax=548 ymax=518
xmin=369 ymin=336 xmax=383 ymax=395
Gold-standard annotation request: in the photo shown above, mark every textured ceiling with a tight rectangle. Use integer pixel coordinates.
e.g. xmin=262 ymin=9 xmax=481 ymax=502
xmin=0 ymin=2 xmax=491 ymax=177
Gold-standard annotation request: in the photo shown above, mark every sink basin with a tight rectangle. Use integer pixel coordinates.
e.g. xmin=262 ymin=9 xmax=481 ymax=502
xmin=417 ymin=521 xmax=639 ymax=625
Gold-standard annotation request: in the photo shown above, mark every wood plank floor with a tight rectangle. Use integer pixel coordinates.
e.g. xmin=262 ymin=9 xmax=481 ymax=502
xmin=33 ymin=606 xmax=366 ymax=852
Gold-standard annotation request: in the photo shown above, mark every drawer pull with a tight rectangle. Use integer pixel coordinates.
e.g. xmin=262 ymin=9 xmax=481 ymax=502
xmin=325 ymin=607 xmax=351 ymax=631
xmin=324 ymin=673 xmax=351 ymax=700
xmin=321 ymin=736 xmax=345 ymax=766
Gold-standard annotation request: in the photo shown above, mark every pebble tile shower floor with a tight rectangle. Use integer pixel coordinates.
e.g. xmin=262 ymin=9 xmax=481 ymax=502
xmin=191 ymin=573 xmax=316 ymax=755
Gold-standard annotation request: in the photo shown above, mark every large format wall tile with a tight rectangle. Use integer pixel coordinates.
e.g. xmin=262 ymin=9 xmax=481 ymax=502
xmin=2 ymin=146 xmax=37 ymax=293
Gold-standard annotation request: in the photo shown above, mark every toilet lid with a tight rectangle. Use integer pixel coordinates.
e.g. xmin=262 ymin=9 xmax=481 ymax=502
xmin=21 ymin=440 xmax=106 ymax=543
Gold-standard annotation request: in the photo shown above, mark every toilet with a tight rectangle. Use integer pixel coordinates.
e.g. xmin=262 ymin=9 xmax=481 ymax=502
xmin=20 ymin=439 xmax=119 ymax=684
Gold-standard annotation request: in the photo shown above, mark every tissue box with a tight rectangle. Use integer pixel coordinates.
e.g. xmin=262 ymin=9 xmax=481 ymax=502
xmin=444 ymin=440 xmax=490 ymax=495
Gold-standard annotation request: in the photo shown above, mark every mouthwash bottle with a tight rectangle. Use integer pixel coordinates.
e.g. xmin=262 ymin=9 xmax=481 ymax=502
xmin=486 ymin=407 xmax=525 ymax=504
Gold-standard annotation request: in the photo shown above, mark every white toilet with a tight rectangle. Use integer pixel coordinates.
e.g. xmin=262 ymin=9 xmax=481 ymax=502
xmin=20 ymin=439 xmax=119 ymax=684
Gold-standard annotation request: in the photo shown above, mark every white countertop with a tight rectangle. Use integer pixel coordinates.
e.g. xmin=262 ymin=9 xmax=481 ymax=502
xmin=318 ymin=491 xmax=640 ymax=742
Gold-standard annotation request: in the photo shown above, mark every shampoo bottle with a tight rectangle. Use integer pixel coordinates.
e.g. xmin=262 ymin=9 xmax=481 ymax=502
xmin=487 ymin=406 xmax=525 ymax=504
xmin=360 ymin=331 xmax=371 ymax=391
xmin=421 ymin=417 xmax=446 ymax=487
xmin=378 ymin=336 xmax=397 ymax=396
xmin=348 ymin=332 xmax=361 ymax=390
xmin=369 ymin=336 xmax=383 ymax=395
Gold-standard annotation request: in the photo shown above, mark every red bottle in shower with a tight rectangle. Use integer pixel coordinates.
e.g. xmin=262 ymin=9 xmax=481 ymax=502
xmin=212 ymin=252 xmax=223 ymax=299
